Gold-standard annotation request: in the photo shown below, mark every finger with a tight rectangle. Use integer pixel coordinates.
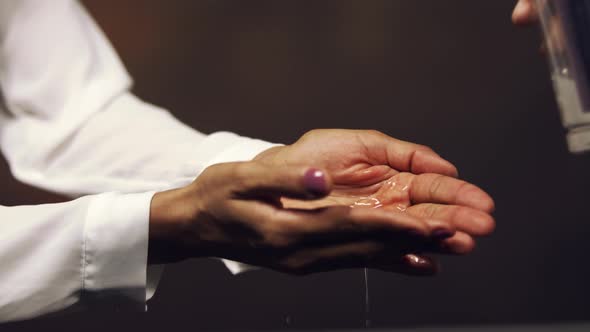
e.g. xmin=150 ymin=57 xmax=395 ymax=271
xmin=439 ymin=232 xmax=477 ymax=255
xmin=230 ymin=162 xmax=333 ymax=200
xmin=358 ymin=131 xmax=459 ymax=177
xmin=227 ymin=198 xmax=458 ymax=259
xmin=285 ymin=206 xmax=456 ymax=246
xmin=278 ymin=242 xmax=438 ymax=276
xmin=512 ymin=0 xmax=538 ymax=26
xmin=226 ymin=200 xmax=454 ymax=275
xmin=409 ymin=150 xmax=459 ymax=178
xmin=409 ymin=173 xmax=495 ymax=213
xmin=277 ymin=241 xmax=381 ymax=274
xmin=406 ymin=203 xmax=495 ymax=236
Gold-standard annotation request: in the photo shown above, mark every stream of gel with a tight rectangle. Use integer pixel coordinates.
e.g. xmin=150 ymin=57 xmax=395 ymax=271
xmin=350 ymin=197 xmax=381 ymax=328
xmin=352 ymin=181 xmax=411 ymax=328
xmin=364 ymin=268 xmax=370 ymax=328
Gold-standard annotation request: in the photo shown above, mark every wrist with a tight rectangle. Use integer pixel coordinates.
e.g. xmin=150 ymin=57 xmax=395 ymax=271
xmin=148 ymin=188 xmax=196 ymax=263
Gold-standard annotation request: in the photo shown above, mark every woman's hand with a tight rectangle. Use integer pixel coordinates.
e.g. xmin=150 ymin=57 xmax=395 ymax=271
xmin=254 ymin=130 xmax=495 ymax=257
xmin=150 ymin=160 xmax=459 ymax=276
xmin=149 ymin=129 xmax=495 ymax=276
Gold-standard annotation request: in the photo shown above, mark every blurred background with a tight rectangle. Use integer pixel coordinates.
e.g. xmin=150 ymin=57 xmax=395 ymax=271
xmin=3 ymin=0 xmax=590 ymax=330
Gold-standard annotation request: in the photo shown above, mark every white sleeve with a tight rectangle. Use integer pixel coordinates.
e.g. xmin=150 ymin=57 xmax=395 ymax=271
xmin=0 ymin=0 xmax=277 ymax=321
xmin=0 ymin=0 xmax=278 ymax=197
xmin=0 ymin=0 xmax=273 ymax=320
xmin=0 ymin=192 xmax=154 ymax=322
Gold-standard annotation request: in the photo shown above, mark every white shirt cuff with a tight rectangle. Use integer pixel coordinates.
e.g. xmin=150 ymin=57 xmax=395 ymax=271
xmin=83 ymin=191 xmax=155 ymax=305
xmin=142 ymin=133 xmax=280 ymax=298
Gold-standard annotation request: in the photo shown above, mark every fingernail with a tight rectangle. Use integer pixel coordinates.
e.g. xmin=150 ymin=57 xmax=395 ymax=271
xmin=514 ymin=0 xmax=530 ymax=16
xmin=432 ymin=229 xmax=454 ymax=239
xmin=514 ymin=1 xmax=525 ymax=15
xmin=513 ymin=0 xmax=534 ymax=23
xmin=405 ymin=254 xmax=429 ymax=266
xmin=304 ymin=168 xmax=328 ymax=196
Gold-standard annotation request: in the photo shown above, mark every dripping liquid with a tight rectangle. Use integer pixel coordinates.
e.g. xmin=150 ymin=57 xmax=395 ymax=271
xmin=364 ymin=268 xmax=371 ymax=328
xmin=352 ymin=180 xmax=411 ymax=329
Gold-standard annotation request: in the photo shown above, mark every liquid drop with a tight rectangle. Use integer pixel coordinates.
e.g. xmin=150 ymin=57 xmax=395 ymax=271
xmin=364 ymin=268 xmax=371 ymax=328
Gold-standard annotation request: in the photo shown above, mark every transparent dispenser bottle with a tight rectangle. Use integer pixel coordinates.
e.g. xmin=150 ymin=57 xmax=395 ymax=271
xmin=536 ymin=0 xmax=590 ymax=153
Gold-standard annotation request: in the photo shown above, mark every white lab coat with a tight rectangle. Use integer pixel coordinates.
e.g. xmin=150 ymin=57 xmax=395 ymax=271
xmin=0 ymin=0 xmax=276 ymax=322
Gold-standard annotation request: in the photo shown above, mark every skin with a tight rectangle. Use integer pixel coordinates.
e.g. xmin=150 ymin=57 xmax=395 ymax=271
xmin=146 ymin=2 xmax=542 ymax=277
xmin=512 ymin=0 xmax=538 ymax=26
xmin=149 ymin=129 xmax=495 ymax=276
xmin=148 ymin=2 xmax=537 ymax=276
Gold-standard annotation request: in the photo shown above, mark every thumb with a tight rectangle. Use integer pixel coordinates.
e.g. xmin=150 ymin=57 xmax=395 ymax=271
xmin=233 ymin=162 xmax=333 ymax=200
xmin=512 ymin=0 xmax=537 ymax=26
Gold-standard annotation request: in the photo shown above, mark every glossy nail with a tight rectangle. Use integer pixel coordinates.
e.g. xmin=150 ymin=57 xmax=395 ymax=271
xmin=405 ymin=254 xmax=429 ymax=266
xmin=403 ymin=254 xmax=438 ymax=275
xmin=304 ymin=168 xmax=328 ymax=196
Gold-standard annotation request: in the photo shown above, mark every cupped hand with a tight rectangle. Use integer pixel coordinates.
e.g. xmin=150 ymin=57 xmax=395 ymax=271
xmin=150 ymin=160 xmax=460 ymax=275
xmin=254 ymin=129 xmax=495 ymax=257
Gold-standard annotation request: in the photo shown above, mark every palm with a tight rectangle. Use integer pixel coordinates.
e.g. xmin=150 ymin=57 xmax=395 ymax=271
xmin=255 ymin=130 xmax=495 ymax=250
xmin=257 ymin=130 xmax=455 ymax=211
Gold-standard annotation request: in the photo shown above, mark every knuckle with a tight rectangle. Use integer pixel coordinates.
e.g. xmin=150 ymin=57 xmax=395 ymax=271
xmin=456 ymin=181 xmax=472 ymax=201
xmin=200 ymin=163 xmax=223 ymax=178
xmin=307 ymin=129 xmax=321 ymax=135
xmin=234 ymin=162 xmax=257 ymax=188
xmin=429 ymin=175 xmax=446 ymax=199
xmin=301 ymin=129 xmax=321 ymax=140
xmin=367 ymin=129 xmax=383 ymax=137
xmin=198 ymin=163 xmax=233 ymax=187
xmin=422 ymin=204 xmax=440 ymax=218
xmin=233 ymin=162 xmax=251 ymax=179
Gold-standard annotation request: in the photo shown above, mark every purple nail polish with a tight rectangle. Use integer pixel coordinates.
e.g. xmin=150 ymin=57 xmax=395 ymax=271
xmin=304 ymin=168 xmax=328 ymax=195
xmin=404 ymin=254 xmax=438 ymax=275
xmin=432 ymin=229 xmax=454 ymax=239
xmin=405 ymin=254 xmax=428 ymax=266
xmin=405 ymin=254 xmax=420 ymax=264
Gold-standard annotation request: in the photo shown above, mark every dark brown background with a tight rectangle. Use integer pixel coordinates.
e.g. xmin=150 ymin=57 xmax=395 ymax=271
xmin=3 ymin=0 xmax=590 ymax=331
